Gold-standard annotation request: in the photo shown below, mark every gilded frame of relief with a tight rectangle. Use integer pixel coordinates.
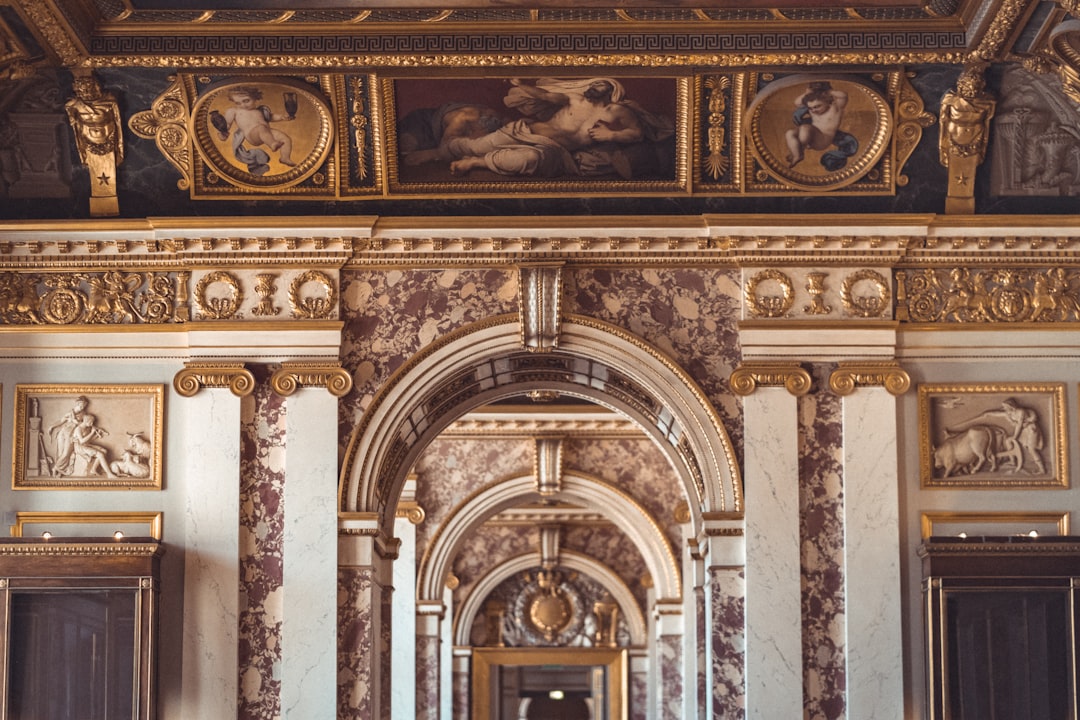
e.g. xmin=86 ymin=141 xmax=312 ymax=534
xmin=383 ymin=75 xmax=688 ymax=197
xmin=13 ymin=384 xmax=164 ymax=490
xmin=10 ymin=511 xmax=164 ymax=540
xmin=919 ymin=383 xmax=1067 ymax=489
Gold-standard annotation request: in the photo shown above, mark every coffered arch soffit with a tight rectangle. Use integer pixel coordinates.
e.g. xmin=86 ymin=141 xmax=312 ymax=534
xmin=417 ymin=470 xmax=681 ymax=605
xmin=453 ymin=550 xmax=648 ymax=648
xmin=339 ymin=313 xmax=740 ymax=536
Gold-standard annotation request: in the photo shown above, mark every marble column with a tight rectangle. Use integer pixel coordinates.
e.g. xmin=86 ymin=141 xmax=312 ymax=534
xmin=654 ymin=600 xmax=684 ymax=720
xmin=628 ymin=649 xmax=649 ymax=720
xmin=391 ymin=476 xmax=420 ymax=718
xmin=452 ymin=648 xmax=471 ymax=720
xmin=702 ymin=513 xmax=746 ymax=720
xmin=731 ymin=362 xmax=809 ymax=720
xmin=338 ymin=521 xmax=399 ymax=720
xmin=278 ymin=379 xmax=341 ymax=719
xmin=415 ymin=601 xmax=444 ymax=720
xmin=830 ymin=362 xmax=909 ymax=720
xmin=174 ymin=362 xmax=254 ymax=720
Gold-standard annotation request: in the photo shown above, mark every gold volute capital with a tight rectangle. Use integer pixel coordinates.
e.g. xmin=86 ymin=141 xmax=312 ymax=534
xmin=829 ymin=361 xmax=910 ymax=396
xmin=173 ymin=361 xmax=255 ymax=397
xmin=729 ymin=361 xmax=811 ymax=397
xmin=270 ymin=361 xmax=352 ymax=397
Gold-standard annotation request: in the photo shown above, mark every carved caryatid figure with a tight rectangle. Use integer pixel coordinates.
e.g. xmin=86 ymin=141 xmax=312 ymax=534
xmin=65 ymin=72 xmax=124 ymax=216
xmin=939 ymin=63 xmax=996 ymax=214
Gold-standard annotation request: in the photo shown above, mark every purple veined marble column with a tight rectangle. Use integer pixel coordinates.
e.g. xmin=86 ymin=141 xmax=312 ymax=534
xmin=710 ymin=566 xmax=746 ymax=719
xmin=338 ymin=528 xmax=398 ymax=720
xmin=654 ymin=601 xmax=684 ymax=720
xmin=628 ymin=649 xmax=649 ymax=720
xmin=415 ymin=603 xmax=444 ymax=719
xmin=452 ymin=648 xmax=471 ymax=720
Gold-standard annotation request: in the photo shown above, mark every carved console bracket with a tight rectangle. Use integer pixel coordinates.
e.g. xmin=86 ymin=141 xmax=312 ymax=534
xmin=829 ymin=360 xmax=911 ymax=396
xmin=270 ymin=361 xmax=353 ymax=397
xmin=519 ymin=264 xmax=563 ymax=352
xmin=729 ymin=361 xmax=812 ymax=396
xmin=534 ymin=436 xmax=564 ymax=496
xmin=173 ymin=361 xmax=255 ymax=397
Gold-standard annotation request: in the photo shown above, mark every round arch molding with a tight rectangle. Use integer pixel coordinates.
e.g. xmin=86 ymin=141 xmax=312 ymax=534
xmin=339 ymin=313 xmax=741 ymax=535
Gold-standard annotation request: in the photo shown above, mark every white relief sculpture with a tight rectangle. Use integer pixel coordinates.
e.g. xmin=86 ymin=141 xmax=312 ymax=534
xmin=934 ymin=397 xmax=1046 ymax=477
xmin=110 ymin=431 xmax=152 ymax=478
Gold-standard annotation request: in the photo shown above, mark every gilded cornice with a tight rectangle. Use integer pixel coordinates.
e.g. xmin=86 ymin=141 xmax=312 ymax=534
xmin=270 ymin=361 xmax=353 ymax=397
xmin=828 ymin=360 xmax=911 ymax=395
xmin=729 ymin=361 xmax=812 ymax=396
xmin=173 ymin=361 xmax=255 ymax=397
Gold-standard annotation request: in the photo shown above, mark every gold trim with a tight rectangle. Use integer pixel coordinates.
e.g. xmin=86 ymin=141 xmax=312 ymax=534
xmin=729 ymin=361 xmax=811 ymax=396
xmin=840 ymin=268 xmax=891 ymax=318
xmin=829 ymin=361 xmax=910 ymax=396
xmin=920 ymin=510 xmax=1070 ymax=538
xmin=744 ymin=268 xmax=795 ymax=318
xmin=270 ymin=361 xmax=352 ymax=397
xmin=173 ymin=361 xmax=255 ymax=398
xmin=10 ymin=511 xmax=163 ymax=540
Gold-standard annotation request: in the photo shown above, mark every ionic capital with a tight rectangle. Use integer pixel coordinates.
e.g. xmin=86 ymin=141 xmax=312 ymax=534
xmin=173 ymin=361 xmax=255 ymax=397
xmin=270 ymin=361 xmax=353 ymax=397
xmin=829 ymin=360 xmax=910 ymax=396
xmin=729 ymin=361 xmax=811 ymax=396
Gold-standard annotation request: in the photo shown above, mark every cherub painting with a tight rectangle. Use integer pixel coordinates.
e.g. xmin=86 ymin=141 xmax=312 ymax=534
xmin=191 ymin=78 xmax=334 ymax=191
xmin=745 ymin=74 xmax=892 ymax=192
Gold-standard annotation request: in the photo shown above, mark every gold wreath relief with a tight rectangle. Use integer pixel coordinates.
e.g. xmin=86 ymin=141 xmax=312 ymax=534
xmin=288 ymin=270 xmax=336 ymax=319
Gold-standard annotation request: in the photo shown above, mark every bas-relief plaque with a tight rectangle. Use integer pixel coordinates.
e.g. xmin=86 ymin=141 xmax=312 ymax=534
xmin=918 ymin=383 xmax=1067 ymax=489
xmin=13 ymin=384 xmax=164 ymax=490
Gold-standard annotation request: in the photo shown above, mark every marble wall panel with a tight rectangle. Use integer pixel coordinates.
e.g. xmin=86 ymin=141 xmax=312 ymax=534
xmin=798 ymin=365 xmax=846 ymax=720
xmin=658 ymin=633 xmax=684 ymax=720
xmin=563 ymin=436 xmax=685 ymax=552
xmin=338 ymin=268 xmax=518 ymax=449
xmin=414 ymin=436 xmax=534 ymax=553
xmin=238 ymin=367 xmax=285 ymax=720
xmin=451 ymin=524 xmax=540 ymax=607
xmin=415 ymin=635 xmax=440 ymax=720
xmin=630 ymin=669 xmax=649 ymax=720
xmin=562 ymin=524 xmax=649 ymax=612
xmin=563 ymin=268 xmax=744 ymax=463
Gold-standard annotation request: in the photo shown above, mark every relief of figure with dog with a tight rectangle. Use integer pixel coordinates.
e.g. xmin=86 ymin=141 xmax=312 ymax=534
xmin=933 ymin=397 xmax=1046 ymax=478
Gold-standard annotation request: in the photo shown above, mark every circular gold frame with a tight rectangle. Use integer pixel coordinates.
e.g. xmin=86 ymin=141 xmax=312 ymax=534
xmin=746 ymin=75 xmax=893 ymax=192
xmin=190 ymin=77 xmax=334 ymax=190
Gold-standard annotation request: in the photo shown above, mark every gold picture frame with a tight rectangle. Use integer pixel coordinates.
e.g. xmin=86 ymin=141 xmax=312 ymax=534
xmin=384 ymin=75 xmax=688 ymax=197
xmin=9 ymin=511 xmax=164 ymax=540
xmin=918 ymin=383 xmax=1067 ymax=489
xmin=920 ymin=511 xmax=1070 ymax=538
xmin=13 ymin=384 xmax=164 ymax=490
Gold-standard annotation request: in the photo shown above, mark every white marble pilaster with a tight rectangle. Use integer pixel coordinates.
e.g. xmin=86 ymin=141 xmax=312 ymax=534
xmin=391 ymin=508 xmax=417 ymax=718
xmin=744 ymin=386 xmax=802 ymax=720
xmin=841 ymin=384 xmax=904 ymax=720
xmin=281 ymin=387 xmax=338 ymax=719
xmin=181 ymin=388 xmax=242 ymax=720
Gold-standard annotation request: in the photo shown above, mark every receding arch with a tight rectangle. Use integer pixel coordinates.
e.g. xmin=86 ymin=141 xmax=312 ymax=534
xmin=417 ymin=471 xmax=681 ymax=604
xmin=339 ymin=314 xmax=740 ymax=535
xmin=453 ymin=550 xmax=648 ymax=647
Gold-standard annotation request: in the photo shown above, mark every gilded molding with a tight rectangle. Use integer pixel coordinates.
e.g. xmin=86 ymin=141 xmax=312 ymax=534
xmin=897 ymin=266 xmax=1080 ymax=323
xmin=829 ymin=361 xmax=910 ymax=396
xmin=729 ymin=361 xmax=812 ymax=397
xmin=840 ymin=269 xmax=891 ymax=318
xmin=173 ymin=361 xmax=255 ymax=398
xmin=15 ymin=0 xmax=84 ymax=66
xmin=270 ymin=361 xmax=353 ymax=397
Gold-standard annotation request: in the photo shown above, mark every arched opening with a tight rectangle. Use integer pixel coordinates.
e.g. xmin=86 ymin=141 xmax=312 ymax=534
xmin=338 ymin=315 xmax=743 ymax=718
